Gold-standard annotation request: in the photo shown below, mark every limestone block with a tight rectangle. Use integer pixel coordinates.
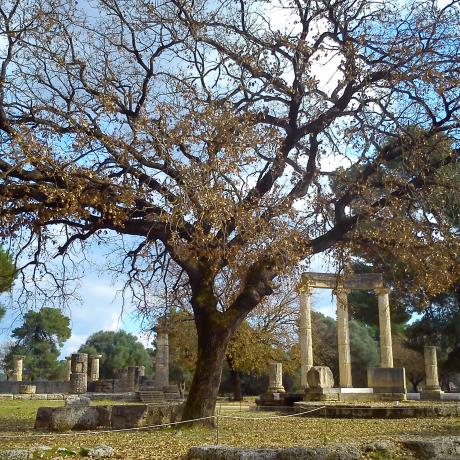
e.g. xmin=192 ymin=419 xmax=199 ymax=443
xmin=46 ymin=394 xmax=64 ymax=400
xmin=367 ymin=367 xmax=407 ymax=393
xmin=13 ymin=394 xmax=31 ymax=400
xmin=0 ymin=394 xmax=14 ymax=400
xmin=307 ymin=366 xmax=334 ymax=389
xmin=420 ymin=389 xmax=443 ymax=401
xmin=65 ymin=395 xmax=91 ymax=407
xmin=19 ymin=385 xmax=36 ymax=394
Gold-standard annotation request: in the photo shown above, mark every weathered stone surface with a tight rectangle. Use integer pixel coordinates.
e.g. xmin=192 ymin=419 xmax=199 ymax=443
xmin=402 ymin=437 xmax=460 ymax=459
xmin=0 ymin=449 xmax=29 ymax=460
xmin=367 ymin=367 xmax=407 ymax=393
xmin=186 ymin=445 xmax=361 ymax=460
xmin=35 ymin=406 xmax=112 ymax=431
xmin=81 ymin=445 xmax=115 ymax=458
xmin=111 ymin=403 xmax=182 ymax=429
xmin=306 ymin=366 xmax=334 ymax=389
xmin=35 ymin=403 xmax=182 ymax=431
xmin=65 ymin=395 xmax=91 ymax=407
xmin=18 ymin=385 xmax=36 ymax=394
xmin=0 ymin=394 xmax=13 ymax=400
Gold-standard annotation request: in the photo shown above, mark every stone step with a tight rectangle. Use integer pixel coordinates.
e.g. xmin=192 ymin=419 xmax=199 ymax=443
xmin=137 ymin=390 xmax=166 ymax=403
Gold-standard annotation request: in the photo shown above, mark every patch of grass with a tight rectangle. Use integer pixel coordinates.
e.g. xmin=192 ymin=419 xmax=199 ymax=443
xmin=0 ymin=400 xmax=459 ymax=459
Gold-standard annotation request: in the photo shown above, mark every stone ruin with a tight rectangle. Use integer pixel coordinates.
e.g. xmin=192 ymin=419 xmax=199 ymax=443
xmin=0 ymin=319 xmax=182 ymax=405
xmin=256 ymin=271 xmax=458 ymax=408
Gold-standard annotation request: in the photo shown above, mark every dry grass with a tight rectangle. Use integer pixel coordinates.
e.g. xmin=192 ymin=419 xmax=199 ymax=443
xmin=0 ymin=399 xmax=459 ymax=459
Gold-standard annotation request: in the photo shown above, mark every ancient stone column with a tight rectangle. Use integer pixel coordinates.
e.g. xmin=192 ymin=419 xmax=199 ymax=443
xmin=335 ymin=288 xmax=352 ymax=388
xmin=375 ymin=288 xmax=394 ymax=368
xmin=155 ymin=324 xmax=170 ymax=388
xmin=424 ymin=346 xmax=441 ymax=389
xmin=299 ymin=287 xmax=314 ymax=389
xmin=267 ymin=362 xmax=285 ymax=393
xmin=65 ymin=356 xmax=72 ymax=382
xmin=70 ymin=353 xmax=88 ymax=394
xmin=421 ymin=346 xmax=443 ymax=400
xmin=89 ymin=354 xmax=102 ymax=382
xmin=12 ymin=355 xmax=25 ymax=382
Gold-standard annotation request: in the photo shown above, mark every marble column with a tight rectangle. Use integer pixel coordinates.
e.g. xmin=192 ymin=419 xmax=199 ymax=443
xmin=70 ymin=353 xmax=88 ymax=394
xmin=421 ymin=346 xmax=443 ymax=400
xmin=12 ymin=355 xmax=25 ymax=382
xmin=267 ymin=362 xmax=285 ymax=393
xmin=89 ymin=354 xmax=102 ymax=382
xmin=424 ymin=346 xmax=441 ymax=390
xmin=375 ymin=288 xmax=394 ymax=368
xmin=154 ymin=325 xmax=170 ymax=388
xmin=335 ymin=288 xmax=352 ymax=388
xmin=65 ymin=356 xmax=72 ymax=382
xmin=299 ymin=287 xmax=314 ymax=389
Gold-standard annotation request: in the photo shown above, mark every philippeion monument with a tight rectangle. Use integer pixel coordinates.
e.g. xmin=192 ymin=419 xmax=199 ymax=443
xmin=298 ymin=272 xmax=405 ymax=400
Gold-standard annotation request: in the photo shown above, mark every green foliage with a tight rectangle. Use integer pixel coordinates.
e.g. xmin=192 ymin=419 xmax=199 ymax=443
xmin=78 ymin=330 xmax=152 ymax=378
xmin=0 ymin=246 xmax=15 ymax=294
xmin=0 ymin=246 xmax=16 ymax=322
xmin=5 ymin=308 xmax=71 ymax=380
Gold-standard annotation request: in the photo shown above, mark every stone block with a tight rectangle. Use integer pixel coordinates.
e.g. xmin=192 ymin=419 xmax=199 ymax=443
xmin=367 ymin=367 xmax=407 ymax=393
xmin=46 ymin=394 xmax=64 ymax=400
xmin=0 ymin=394 xmax=13 ymax=400
xmin=13 ymin=394 xmax=31 ymax=400
xmin=30 ymin=394 xmax=46 ymax=400
xmin=304 ymin=388 xmax=340 ymax=402
xmin=65 ymin=395 xmax=91 ymax=407
xmin=307 ymin=366 xmax=334 ymax=389
xmin=49 ymin=406 xmax=112 ymax=431
xmin=19 ymin=385 xmax=36 ymax=394
xmin=35 ymin=407 xmax=55 ymax=430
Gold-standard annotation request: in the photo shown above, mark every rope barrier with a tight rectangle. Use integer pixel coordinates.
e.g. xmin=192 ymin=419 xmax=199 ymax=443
xmin=0 ymin=405 xmax=326 ymax=440
xmin=219 ymin=406 xmax=326 ymax=420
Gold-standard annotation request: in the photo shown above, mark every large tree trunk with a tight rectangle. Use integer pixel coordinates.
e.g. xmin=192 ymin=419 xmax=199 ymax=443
xmin=181 ymin=320 xmax=233 ymax=424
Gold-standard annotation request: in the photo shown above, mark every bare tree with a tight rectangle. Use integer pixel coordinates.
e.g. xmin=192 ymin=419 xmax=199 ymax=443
xmin=0 ymin=0 xmax=459 ymax=421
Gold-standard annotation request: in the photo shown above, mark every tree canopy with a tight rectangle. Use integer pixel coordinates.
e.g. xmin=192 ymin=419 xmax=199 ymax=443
xmin=0 ymin=0 xmax=459 ymax=420
xmin=3 ymin=307 xmax=71 ymax=380
xmin=78 ymin=330 xmax=153 ymax=379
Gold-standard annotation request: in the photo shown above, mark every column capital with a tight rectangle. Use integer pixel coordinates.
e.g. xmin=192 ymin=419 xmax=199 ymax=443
xmin=375 ymin=287 xmax=391 ymax=296
xmin=12 ymin=355 xmax=25 ymax=361
xmin=90 ymin=354 xmax=102 ymax=360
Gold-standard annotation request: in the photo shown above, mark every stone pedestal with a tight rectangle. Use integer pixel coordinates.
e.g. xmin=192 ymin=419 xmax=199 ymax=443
xmin=70 ymin=353 xmax=88 ymax=394
xmin=299 ymin=287 xmax=314 ymax=389
xmin=12 ymin=355 xmax=25 ymax=382
xmin=335 ymin=289 xmax=352 ymax=388
xmin=304 ymin=366 xmax=338 ymax=401
xmin=267 ymin=362 xmax=285 ymax=393
xmin=375 ymin=288 xmax=394 ymax=368
xmin=89 ymin=354 xmax=102 ymax=382
xmin=155 ymin=324 xmax=170 ymax=388
xmin=367 ymin=367 xmax=407 ymax=398
xmin=421 ymin=346 xmax=443 ymax=400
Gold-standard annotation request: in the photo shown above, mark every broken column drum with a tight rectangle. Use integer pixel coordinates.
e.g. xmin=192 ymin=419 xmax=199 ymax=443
xmin=267 ymin=362 xmax=285 ymax=393
xmin=70 ymin=353 xmax=88 ymax=394
xmin=12 ymin=355 xmax=25 ymax=382
xmin=89 ymin=354 xmax=102 ymax=382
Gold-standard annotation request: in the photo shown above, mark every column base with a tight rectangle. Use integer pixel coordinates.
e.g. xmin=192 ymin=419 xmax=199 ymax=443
xmin=420 ymin=389 xmax=443 ymax=401
xmin=267 ymin=386 xmax=285 ymax=393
